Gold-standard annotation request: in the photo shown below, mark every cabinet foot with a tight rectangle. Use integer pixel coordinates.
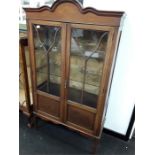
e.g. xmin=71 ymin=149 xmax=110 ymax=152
xmin=34 ymin=116 xmax=38 ymax=129
xmin=91 ymin=138 xmax=100 ymax=155
xmin=27 ymin=116 xmax=33 ymax=128
xmin=27 ymin=115 xmax=38 ymax=128
xmin=27 ymin=122 xmax=32 ymax=128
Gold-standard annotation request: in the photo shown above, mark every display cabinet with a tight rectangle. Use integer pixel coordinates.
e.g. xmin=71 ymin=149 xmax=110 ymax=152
xmin=24 ymin=0 xmax=125 ymax=140
xmin=19 ymin=32 xmax=32 ymax=120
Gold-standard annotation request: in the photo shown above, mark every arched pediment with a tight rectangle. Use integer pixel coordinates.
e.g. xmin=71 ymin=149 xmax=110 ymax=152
xmin=24 ymin=0 xmax=125 ymax=26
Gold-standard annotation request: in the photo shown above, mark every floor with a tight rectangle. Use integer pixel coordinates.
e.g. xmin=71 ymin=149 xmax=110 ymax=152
xmin=19 ymin=113 xmax=135 ymax=155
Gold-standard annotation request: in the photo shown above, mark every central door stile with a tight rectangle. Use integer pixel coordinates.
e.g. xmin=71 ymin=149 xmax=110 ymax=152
xmin=63 ymin=23 xmax=71 ymax=123
xmin=60 ymin=23 xmax=68 ymax=123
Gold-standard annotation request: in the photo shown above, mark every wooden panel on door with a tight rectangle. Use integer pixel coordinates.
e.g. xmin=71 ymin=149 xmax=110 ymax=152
xmin=67 ymin=104 xmax=95 ymax=130
xmin=37 ymin=93 xmax=60 ymax=118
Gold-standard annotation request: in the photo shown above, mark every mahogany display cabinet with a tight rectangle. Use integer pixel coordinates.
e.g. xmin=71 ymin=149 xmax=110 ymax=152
xmin=24 ymin=0 xmax=125 ymax=140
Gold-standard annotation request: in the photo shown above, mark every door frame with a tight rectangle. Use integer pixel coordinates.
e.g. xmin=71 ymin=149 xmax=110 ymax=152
xmin=27 ymin=19 xmax=67 ymax=121
xmin=64 ymin=23 xmax=115 ymax=134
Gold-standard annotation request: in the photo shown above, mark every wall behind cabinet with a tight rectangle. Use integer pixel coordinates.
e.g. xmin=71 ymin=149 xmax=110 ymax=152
xmin=84 ymin=0 xmax=136 ymax=135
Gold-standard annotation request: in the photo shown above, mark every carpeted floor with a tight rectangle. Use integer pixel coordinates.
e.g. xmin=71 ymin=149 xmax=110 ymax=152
xmin=19 ymin=113 xmax=135 ymax=155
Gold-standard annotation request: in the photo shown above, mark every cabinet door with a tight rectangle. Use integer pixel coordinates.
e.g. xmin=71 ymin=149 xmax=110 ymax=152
xmin=29 ymin=20 xmax=66 ymax=120
xmin=65 ymin=24 xmax=114 ymax=131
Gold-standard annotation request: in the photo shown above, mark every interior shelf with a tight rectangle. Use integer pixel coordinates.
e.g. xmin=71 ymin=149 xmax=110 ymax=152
xmin=37 ymin=81 xmax=97 ymax=108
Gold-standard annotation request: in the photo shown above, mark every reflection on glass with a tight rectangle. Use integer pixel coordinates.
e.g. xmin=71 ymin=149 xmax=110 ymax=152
xmin=68 ymin=28 xmax=108 ymax=108
xmin=33 ymin=24 xmax=61 ymax=97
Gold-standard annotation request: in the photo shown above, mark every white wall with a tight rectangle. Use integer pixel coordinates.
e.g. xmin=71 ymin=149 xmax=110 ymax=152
xmin=83 ymin=0 xmax=136 ymax=135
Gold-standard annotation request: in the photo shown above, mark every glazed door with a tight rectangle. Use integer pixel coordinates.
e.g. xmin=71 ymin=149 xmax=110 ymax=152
xmin=29 ymin=20 xmax=66 ymax=120
xmin=65 ymin=23 xmax=114 ymax=132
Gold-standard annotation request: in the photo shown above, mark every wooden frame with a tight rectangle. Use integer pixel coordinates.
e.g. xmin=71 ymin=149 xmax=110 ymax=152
xmin=24 ymin=0 xmax=125 ymax=140
xmin=28 ymin=20 xmax=66 ymax=121
xmin=65 ymin=23 xmax=115 ymax=136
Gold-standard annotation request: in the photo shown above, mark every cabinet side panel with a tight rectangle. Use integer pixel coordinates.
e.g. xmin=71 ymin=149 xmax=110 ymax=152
xmin=26 ymin=20 xmax=38 ymax=112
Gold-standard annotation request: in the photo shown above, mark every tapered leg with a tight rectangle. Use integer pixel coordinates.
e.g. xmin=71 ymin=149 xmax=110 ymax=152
xmin=91 ymin=138 xmax=100 ymax=155
xmin=33 ymin=115 xmax=38 ymax=129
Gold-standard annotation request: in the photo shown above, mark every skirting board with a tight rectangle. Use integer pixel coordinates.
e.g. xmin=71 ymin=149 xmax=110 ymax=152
xmin=103 ymin=106 xmax=135 ymax=141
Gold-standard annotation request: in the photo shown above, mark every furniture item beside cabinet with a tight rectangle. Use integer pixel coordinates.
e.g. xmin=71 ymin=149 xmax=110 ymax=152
xmin=24 ymin=0 xmax=125 ymax=151
xmin=19 ymin=32 xmax=33 ymax=124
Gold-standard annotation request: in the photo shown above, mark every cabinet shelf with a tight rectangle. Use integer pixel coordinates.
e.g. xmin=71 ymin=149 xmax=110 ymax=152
xmin=37 ymin=81 xmax=97 ymax=108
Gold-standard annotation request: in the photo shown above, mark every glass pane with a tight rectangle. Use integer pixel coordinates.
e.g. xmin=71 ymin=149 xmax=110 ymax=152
xmin=68 ymin=28 xmax=109 ymax=108
xmin=33 ymin=24 xmax=61 ymax=97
